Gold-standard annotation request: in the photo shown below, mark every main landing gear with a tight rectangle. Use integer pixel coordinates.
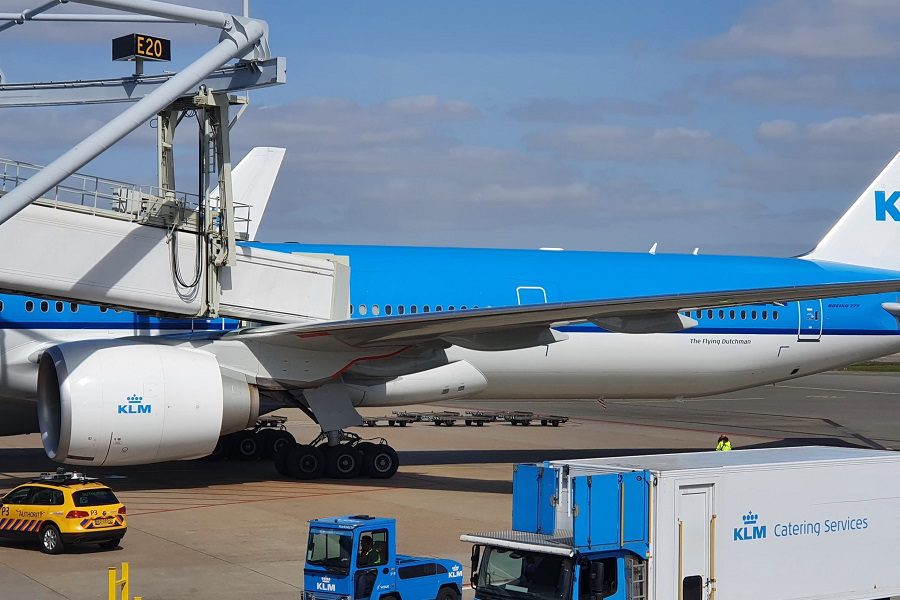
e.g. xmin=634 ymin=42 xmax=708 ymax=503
xmin=274 ymin=432 xmax=399 ymax=480
xmin=208 ymin=416 xmax=296 ymax=461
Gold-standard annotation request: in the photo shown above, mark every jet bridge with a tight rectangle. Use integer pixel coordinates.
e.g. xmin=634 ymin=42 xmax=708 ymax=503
xmin=0 ymin=0 xmax=351 ymax=323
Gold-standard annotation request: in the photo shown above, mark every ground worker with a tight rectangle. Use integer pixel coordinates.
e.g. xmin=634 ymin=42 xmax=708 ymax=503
xmin=716 ymin=434 xmax=733 ymax=451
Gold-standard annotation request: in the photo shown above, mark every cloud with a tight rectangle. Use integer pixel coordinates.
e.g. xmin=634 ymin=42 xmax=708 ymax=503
xmin=509 ymin=92 xmax=693 ymax=123
xmin=721 ymin=113 xmax=900 ymax=193
xmin=526 ymin=125 xmax=736 ymax=162
xmin=695 ymin=0 xmax=900 ymax=60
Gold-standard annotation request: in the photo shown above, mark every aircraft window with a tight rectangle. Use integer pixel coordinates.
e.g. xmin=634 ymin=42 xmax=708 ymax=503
xmin=372 ymin=305 xmax=381 ymax=316
xmin=70 ymin=303 xmax=78 ymax=313
xmin=448 ymin=305 xmax=455 ymax=311
xmin=436 ymin=305 xmax=442 ymax=312
xmin=410 ymin=305 xmax=418 ymax=314
xmin=461 ymin=305 xmax=467 ymax=310
xmin=40 ymin=301 xmax=49 ymax=312
xmin=729 ymin=310 xmax=735 ymax=319
xmin=359 ymin=304 xmax=368 ymax=316
xmin=707 ymin=310 xmax=713 ymax=319
xmin=718 ymin=310 xmax=724 ymax=319
xmin=751 ymin=310 xmax=757 ymax=320
xmin=99 ymin=306 xmax=108 ymax=313
xmin=474 ymin=305 xmax=479 ymax=309
xmin=350 ymin=305 xmax=354 ymax=315
xmin=423 ymin=306 xmax=430 ymax=313
xmin=385 ymin=305 xmax=393 ymax=316
xmin=25 ymin=301 xmax=34 ymax=312
xmin=398 ymin=305 xmax=405 ymax=315
xmin=55 ymin=301 xmax=64 ymax=313
xmin=740 ymin=310 xmax=747 ymax=319
xmin=695 ymin=310 xmax=702 ymax=319
xmin=0 ymin=300 xmax=3 ymax=312
xmin=762 ymin=310 xmax=768 ymax=320
xmin=773 ymin=311 xmax=779 ymax=320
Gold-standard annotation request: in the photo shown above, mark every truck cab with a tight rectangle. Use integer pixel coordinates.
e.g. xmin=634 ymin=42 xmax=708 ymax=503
xmin=304 ymin=515 xmax=464 ymax=600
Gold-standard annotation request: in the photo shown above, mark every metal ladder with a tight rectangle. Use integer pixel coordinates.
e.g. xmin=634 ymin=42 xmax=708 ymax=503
xmin=626 ymin=556 xmax=648 ymax=600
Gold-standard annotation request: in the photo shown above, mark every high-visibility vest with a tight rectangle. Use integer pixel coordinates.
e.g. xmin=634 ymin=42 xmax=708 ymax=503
xmin=716 ymin=440 xmax=732 ymax=451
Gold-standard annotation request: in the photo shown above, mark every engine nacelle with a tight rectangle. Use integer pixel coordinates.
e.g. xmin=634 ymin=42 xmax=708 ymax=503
xmin=38 ymin=341 xmax=258 ymax=466
xmin=347 ymin=360 xmax=488 ymax=407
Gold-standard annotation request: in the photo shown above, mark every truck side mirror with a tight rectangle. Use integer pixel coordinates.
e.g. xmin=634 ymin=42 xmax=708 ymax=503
xmin=589 ymin=561 xmax=606 ymax=599
xmin=470 ymin=545 xmax=481 ymax=588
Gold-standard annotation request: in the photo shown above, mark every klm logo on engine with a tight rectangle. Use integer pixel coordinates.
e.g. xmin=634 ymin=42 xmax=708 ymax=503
xmin=734 ymin=511 xmax=766 ymax=541
xmin=118 ymin=394 xmax=151 ymax=415
xmin=316 ymin=577 xmax=336 ymax=592
xmin=875 ymin=191 xmax=900 ymax=221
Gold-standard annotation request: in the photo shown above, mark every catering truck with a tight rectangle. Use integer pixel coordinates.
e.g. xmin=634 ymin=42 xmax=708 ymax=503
xmin=461 ymin=447 xmax=900 ymax=600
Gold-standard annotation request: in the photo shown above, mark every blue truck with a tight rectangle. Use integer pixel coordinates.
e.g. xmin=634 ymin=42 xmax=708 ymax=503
xmin=304 ymin=515 xmax=464 ymax=600
xmin=461 ymin=448 xmax=900 ymax=600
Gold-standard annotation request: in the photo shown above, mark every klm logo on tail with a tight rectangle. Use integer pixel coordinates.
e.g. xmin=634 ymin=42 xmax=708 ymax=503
xmin=875 ymin=191 xmax=900 ymax=221
xmin=734 ymin=511 xmax=766 ymax=541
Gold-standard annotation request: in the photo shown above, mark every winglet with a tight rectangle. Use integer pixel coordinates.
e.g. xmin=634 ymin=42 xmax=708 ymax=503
xmin=211 ymin=147 xmax=286 ymax=241
xmin=803 ymin=150 xmax=900 ymax=272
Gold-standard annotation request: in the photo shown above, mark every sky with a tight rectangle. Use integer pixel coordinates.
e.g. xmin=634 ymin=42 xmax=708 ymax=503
xmin=2 ymin=0 xmax=900 ymax=256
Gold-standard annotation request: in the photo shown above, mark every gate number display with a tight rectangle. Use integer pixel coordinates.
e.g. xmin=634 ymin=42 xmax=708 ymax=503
xmin=112 ymin=34 xmax=171 ymax=62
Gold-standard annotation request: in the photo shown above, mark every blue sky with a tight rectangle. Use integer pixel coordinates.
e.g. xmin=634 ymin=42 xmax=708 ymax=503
xmin=2 ymin=1 xmax=900 ymax=256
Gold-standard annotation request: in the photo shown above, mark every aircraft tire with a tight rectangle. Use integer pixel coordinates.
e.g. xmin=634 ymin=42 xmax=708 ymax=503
xmin=361 ymin=443 xmax=399 ymax=479
xmin=324 ymin=445 xmax=363 ymax=479
xmin=229 ymin=430 xmax=261 ymax=460
xmin=259 ymin=429 xmax=295 ymax=459
xmin=285 ymin=444 xmax=326 ymax=480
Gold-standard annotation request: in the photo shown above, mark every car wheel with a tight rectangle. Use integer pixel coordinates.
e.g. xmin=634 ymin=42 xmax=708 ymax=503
xmin=39 ymin=524 xmax=64 ymax=555
xmin=259 ymin=429 xmax=296 ymax=460
xmin=325 ymin=445 xmax=362 ymax=479
xmin=436 ymin=586 xmax=460 ymax=600
xmin=361 ymin=444 xmax=399 ymax=479
xmin=285 ymin=444 xmax=326 ymax=480
xmin=99 ymin=538 xmax=122 ymax=550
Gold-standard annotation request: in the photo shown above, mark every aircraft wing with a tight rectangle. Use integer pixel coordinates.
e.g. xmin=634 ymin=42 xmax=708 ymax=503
xmin=224 ymin=278 xmax=900 ymax=350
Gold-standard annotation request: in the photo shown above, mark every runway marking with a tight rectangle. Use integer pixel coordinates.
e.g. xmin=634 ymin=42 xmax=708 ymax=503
xmin=606 ymin=397 xmax=765 ymax=405
xmin=779 ymin=385 xmax=900 ymax=396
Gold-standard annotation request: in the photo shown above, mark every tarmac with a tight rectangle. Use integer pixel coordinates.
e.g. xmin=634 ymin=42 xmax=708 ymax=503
xmin=0 ymin=370 xmax=897 ymax=599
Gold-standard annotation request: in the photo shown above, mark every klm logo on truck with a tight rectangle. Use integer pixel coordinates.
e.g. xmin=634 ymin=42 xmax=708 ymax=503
xmin=734 ymin=511 xmax=766 ymax=541
xmin=875 ymin=191 xmax=900 ymax=221
xmin=316 ymin=577 xmax=336 ymax=592
xmin=118 ymin=394 xmax=151 ymax=415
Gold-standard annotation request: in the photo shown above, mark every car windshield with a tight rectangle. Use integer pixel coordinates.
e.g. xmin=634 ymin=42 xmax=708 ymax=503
xmin=477 ymin=548 xmax=572 ymax=600
xmin=306 ymin=529 xmax=353 ymax=572
xmin=72 ymin=488 xmax=119 ymax=507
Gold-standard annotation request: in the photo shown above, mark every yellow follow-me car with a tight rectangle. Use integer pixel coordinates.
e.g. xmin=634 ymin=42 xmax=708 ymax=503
xmin=0 ymin=470 xmax=126 ymax=554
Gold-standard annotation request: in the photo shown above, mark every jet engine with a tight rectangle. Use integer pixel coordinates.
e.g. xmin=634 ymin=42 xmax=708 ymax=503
xmin=37 ymin=340 xmax=258 ymax=466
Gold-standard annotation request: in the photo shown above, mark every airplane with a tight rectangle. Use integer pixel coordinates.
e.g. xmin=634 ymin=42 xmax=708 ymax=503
xmin=0 ymin=148 xmax=898 ymax=482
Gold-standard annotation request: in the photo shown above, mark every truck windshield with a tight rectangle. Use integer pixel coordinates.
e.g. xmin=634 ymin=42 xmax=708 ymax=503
xmin=306 ymin=529 xmax=353 ymax=572
xmin=477 ymin=547 xmax=572 ymax=600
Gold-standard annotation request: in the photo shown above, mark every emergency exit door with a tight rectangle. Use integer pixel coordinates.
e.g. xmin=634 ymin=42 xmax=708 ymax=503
xmin=797 ymin=299 xmax=823 ymax=341
xmin=678 ymin=484 xmax=714 ymax=600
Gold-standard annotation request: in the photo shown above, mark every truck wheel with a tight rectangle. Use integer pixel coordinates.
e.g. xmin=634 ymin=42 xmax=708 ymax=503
xmin=436 ymin=586 xmax=460 ymax=600
xmin=325 ymin=445 xmax=362 ymax=479
xmin=361 ymin=444 xmax=399 ymax=479
xmin=259 ymin=429 xmax=296 ymax=459
xmin=286 ymin=444 xmax=326 ymax=479
xmin=229 ymin=430 xmax=260 ymax=460
xmin=39 ymin=524 xmax=64 ymax=555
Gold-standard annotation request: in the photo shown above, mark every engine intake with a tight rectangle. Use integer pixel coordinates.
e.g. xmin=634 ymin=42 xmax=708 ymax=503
xmin=38 ymin=340 xmax=258 ymax=466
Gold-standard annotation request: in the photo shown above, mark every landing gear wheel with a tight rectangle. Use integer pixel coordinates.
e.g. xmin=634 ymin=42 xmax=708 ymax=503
xmin=39 ymin=524 xmax=64 ymax=555
xmin=99 ymin=538 xmax=122 ymax=550
xmin=259 ymin=429 xmax=296 ymax=459
xmin=325 ymin=445 xmax=362 ymax=479
xmin=284 ymin=444 xmax=326 ymax=479
xmin=360 ymin=443 xmax=399 ymax=479
xmin=436 ymin=586 xmax=460 ymax=600
xmin=229 ymin=430 xmax=261 ymax=460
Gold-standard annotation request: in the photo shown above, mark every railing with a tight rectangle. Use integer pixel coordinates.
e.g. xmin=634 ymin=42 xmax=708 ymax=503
xmin=0 ymin=157 xmax=252 ymax=238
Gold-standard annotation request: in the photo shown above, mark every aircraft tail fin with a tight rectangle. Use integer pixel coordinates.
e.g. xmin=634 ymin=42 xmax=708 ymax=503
xmin=803 ymin=150 xmax=900 ymax=272
xmin=211 ymin=147 xmax=286 ymax=241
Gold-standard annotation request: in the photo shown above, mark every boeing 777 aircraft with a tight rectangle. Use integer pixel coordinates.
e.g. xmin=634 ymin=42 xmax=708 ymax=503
xmin=0 ymin=150 xmax=899 ymax=481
